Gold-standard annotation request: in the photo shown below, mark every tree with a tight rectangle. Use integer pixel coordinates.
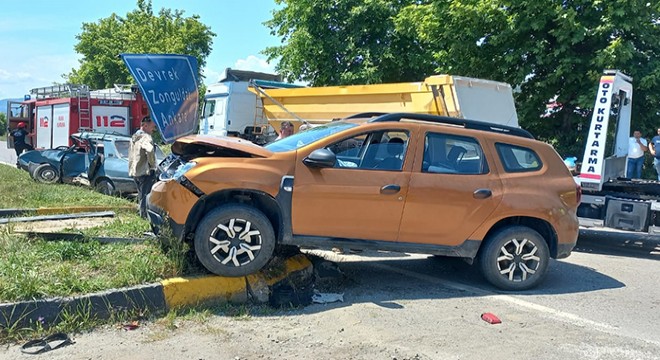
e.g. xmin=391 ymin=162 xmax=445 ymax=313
xmin=65 ymin=0 xmax=215 ymax=89
xmin=264 ymin=0 xmax=436 ymax=86
xmin=266 ymin=0 xmax=660 ymax=157
xmin=0 ymin=112 xmax=6 ymax=137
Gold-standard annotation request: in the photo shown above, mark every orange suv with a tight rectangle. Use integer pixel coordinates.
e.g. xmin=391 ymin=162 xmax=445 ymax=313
xmin=148 ymin=113 xmax=580 ymax=290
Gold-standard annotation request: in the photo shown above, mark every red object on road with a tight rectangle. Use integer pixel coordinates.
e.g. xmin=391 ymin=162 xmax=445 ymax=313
xmin=481 ymin=312 xmax=502 ymax=324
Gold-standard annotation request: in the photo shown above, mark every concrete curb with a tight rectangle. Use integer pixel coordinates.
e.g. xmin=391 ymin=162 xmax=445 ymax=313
xmin=0 ymin=254 xmax=313 ymax=329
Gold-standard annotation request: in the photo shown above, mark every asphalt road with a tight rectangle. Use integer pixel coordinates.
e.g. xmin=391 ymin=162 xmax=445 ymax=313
xmin=0 ymin=232 xmax=657 ymax=360
xmin=0 ymin=141 xmax=17 ymax=166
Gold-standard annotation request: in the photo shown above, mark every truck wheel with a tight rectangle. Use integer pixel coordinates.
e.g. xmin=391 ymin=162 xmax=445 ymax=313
xmin=95 ymin=179 xmax=115 ymax=196
xmin=33 ymin=164 xmax=60 ymax=184
xmin=478 ymin=226 xmax=550 ymax=291
xmin=194 ymin=204 xmax=276 ymax=277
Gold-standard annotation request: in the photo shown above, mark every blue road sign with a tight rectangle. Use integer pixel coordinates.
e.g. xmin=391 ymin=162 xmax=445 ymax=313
xmin=121 ymin=54 xmax=199 ymax=143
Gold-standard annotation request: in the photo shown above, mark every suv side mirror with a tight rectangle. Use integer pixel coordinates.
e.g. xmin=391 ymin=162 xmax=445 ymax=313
xmin=303 ymin=149 xmax=336 ymax=168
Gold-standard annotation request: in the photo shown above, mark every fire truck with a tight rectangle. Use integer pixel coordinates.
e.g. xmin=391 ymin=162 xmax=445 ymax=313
xmin=6 ymin=84 xmax=149 ymax=150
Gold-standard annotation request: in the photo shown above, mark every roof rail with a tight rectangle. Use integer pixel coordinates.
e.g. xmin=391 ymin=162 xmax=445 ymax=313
xmin=369 ymin=113 xmax=534 ymax=139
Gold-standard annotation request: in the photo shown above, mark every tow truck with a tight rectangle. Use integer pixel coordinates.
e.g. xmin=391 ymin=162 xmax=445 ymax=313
xmin=576 ymin=70 xmax=660 ymax=235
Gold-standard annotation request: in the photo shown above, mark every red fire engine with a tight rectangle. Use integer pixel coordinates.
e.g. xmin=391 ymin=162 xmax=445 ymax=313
xmin=6 ymin=84 xmax=149 ymax=149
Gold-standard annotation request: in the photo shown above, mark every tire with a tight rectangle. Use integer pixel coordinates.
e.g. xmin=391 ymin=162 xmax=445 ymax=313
xmin=478 ymin=226 xmax=550 ymax=291
xmin=33 ymin=164 xmax=60 ymax=184
xmin=95 ymin=179 xmax=115 ymax=196
xmin=194 ymin=204 xmax=276 ymax=277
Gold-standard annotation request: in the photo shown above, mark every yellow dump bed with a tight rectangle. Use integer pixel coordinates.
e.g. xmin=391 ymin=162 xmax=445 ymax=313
xmin=253 ymin=75 xmax=519 ymax=130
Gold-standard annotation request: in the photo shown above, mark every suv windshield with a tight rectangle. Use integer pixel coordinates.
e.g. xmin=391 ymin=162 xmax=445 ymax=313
xmin=265 ymin=121 xmax=358 ymax=152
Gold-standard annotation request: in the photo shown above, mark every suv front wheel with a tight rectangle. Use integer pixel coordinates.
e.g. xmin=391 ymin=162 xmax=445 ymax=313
xmin=194 ymin=205 xmax=276 ymax=277
xmin=478 ymin=226 xmax=550 ymax=291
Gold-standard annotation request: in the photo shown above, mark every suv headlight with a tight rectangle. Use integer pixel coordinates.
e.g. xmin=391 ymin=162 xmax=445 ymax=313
xmin=172 ymin=161 xmax=197 ymax=181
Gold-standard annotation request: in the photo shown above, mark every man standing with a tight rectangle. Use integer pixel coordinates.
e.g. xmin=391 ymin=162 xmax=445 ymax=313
xmin=649 ymin=128 xmax=660 ymax=180
xmin=128 ymin=116 xmax=158 ymax=218
xmin=627 ymin=130 xmax=648 ymax=179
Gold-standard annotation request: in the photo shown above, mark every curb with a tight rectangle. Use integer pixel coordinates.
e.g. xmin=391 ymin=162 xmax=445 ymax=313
xmin=0 ymin=254 xmax=313 ymax=329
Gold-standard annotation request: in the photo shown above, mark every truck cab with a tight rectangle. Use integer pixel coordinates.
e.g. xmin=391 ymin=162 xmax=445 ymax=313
xmin=200 ymin=69 xmax=301 ymax=145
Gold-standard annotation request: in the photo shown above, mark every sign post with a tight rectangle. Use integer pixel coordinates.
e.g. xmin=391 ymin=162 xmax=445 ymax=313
xmin=121 ymin=54 xmax=199 ymax=143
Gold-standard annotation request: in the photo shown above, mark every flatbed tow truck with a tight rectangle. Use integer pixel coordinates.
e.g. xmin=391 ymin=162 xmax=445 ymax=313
xmin=577 ymin=70 xmax=660 ymax=238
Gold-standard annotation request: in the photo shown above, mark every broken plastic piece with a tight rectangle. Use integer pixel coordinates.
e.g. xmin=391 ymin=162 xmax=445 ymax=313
xmin=312 ymin=290 xmax=344 ymax=304
xmin=121 ymin=321 xmax=140 ymax=331
xmin=481 ymin=312 xmax=501 ymax=324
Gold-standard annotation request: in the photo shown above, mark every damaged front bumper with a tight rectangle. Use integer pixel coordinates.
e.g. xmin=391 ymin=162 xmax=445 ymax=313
xmin=146 ymin=180 xmax=199 ymax=241
xmin=147 ymin=196 xmax=185 ymax=240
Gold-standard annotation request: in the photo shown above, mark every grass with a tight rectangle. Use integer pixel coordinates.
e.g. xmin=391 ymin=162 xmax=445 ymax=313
xmin=0 ymin=163 xmax=200 ymax=342
xmin=0 ymin=162 xmax=292 ymax=343
xmin=0 ymin=164 xmax=131 ymax=209
xmin=0 ymin=164 xmax=190 ymax=302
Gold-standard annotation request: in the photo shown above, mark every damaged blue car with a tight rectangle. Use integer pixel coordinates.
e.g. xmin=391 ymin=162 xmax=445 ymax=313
xmin=17 ymin=132 xmax=165 ymax=196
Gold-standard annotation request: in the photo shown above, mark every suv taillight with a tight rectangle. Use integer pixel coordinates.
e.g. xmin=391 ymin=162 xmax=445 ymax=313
xmin=576 ymin=183 xmax=582 ymax=204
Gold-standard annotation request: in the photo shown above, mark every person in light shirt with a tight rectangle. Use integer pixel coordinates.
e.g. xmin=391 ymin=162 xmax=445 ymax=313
xmin=649 ymin=128 xmax=660 ymax=180
xmin=627 ymin=130 xmax=648 ymax=179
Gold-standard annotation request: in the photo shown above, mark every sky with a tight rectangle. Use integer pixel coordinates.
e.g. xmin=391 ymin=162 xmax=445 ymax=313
xmin=0 ymin=0 xmax=281 ymax=99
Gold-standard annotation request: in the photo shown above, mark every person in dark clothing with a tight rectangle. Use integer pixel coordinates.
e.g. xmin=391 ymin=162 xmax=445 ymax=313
xmin=10 ymin=122 xmax=34 ymax=161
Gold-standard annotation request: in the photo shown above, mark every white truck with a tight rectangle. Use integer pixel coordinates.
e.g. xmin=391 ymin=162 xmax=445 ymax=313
xmin=199 ymin=69 xmax=300 ymax=145
xmin=576 ymin=70 xmax=660 ymax=234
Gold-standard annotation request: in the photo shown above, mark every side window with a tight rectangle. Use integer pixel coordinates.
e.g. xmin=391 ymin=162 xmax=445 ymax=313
xmin=326 ymin=130 xmax=409 ymax=171
xmin=423 ymin=132 xmax=487 ymax=175
xmin=114 ymin=140 xmax=130 ymax=158
xmin=495 ymin=143 xmax=542 ymax=172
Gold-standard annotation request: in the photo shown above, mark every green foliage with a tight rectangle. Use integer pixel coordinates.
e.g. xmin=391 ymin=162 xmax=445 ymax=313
xmin=65 ymin=0 xmax=215 ymax=89
xmin=267 ymin=0 xmax=660 ymax=157
xmin=0 ymin=112 xmax=6 ymax=136
xmin=264 ymin=0 xmax=436 ymax=86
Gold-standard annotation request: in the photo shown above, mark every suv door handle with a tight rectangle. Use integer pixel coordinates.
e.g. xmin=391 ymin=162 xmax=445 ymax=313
xmin=380 ymin=184 xmax=401 ymax=195
xmin=473 ymin=189 xmax=492 ymax=199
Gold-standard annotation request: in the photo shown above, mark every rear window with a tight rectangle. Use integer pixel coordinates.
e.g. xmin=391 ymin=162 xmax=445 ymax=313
xmin=495 ymin=143 xmax=542 ymax=172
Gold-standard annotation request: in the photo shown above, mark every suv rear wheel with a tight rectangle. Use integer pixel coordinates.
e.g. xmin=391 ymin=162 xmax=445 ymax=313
xmin=478 ymin=226 xmax=549 ymax=291
xmin=194 ymin=204 xmax=276 ymax=277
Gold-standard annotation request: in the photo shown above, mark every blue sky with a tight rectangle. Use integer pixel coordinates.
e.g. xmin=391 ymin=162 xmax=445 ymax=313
xmin=0 ymin=0 xmax=281 ymax=99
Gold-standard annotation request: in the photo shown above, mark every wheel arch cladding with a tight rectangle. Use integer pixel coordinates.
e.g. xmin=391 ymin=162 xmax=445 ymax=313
xmin=479 ymin=216 xmax=558 ymax=258
xmin=185 ymin=189 xmax=283 ymax=242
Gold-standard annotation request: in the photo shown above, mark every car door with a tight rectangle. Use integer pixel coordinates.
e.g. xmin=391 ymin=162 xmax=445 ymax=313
xmin=60 ymin=142 xmax=89 ymax=180
xmin=398 ymin=129 xmax=503 ymax=246
xmin=291 ymin=127 xmax=415 ymax=241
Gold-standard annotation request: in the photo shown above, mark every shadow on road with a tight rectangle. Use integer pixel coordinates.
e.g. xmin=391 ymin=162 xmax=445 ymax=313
xmin=279 ymin=247 xmax=628 ymax=315
xmin=576 ymin=229 xmax=660 ymax=260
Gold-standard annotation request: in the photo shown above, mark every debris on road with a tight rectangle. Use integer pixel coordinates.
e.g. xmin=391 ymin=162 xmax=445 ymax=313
xmin=312 ymin=290 xmax=344 ymax=304
xmin=20 ymin=332 xmax=74 ymax=355
xmin=120 ymin=321 xmax=140 ymax=331
xmin=481 ymin=312 xmax=502 ymax=324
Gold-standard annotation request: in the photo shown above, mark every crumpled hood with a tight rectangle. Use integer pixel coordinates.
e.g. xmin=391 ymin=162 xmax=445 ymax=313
xmin=171 ymin=135 xmax=273 ymax=158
